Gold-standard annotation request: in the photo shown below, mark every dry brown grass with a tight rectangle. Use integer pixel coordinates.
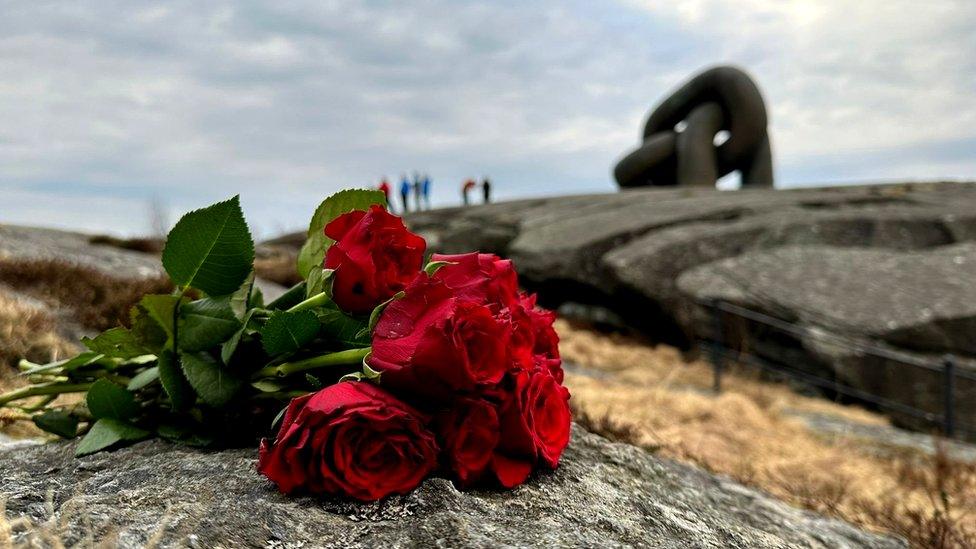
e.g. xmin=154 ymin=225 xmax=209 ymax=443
xmin=559 ymin=319 xmax=976 ymax=548
xmin=88 ymin=234 xmax=164 ymax=254
xmin=0 ymin=291 xmax=80 ymax=438
xmin=0 ymin=259 xmax=172 ymax=332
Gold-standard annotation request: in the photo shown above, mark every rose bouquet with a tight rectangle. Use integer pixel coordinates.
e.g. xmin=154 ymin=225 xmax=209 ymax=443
xmin=0 ymin=190 xmax=571 ymax=500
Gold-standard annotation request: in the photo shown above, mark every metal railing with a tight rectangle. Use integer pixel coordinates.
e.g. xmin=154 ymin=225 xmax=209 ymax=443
xmin=699 ymin=298 xmax=976 ymax=440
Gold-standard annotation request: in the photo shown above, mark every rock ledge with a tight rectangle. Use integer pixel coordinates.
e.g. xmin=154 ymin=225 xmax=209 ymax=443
xmin=1 ymin=426 xmax=902 ymax=548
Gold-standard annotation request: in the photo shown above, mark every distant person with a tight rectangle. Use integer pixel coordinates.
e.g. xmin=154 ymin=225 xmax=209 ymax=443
xmin=482 ymin=177 xmax=492 ymax=204
xmin=462 ymin=178 xmax=477 ymax=205
xmin=412 ymin=172 xmax=423 ymax=211
xmin=377 ymin=177 xmax=392 ymax=212
xmin=421 ymin=174 xmax=431 ymax=210
xmin=399 ymin=174 xmax=411 ymax=213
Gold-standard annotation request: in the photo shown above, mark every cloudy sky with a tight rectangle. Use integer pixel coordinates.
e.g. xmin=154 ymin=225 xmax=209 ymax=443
xmin=1 ymin=1 xmax=974 ymax=237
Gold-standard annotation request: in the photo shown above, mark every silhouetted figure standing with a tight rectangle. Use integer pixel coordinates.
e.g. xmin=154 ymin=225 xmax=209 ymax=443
xmin=412 ymin=172 xmax=423 ymax=211
xmin=421 ymin=174 xmax=431 ymax=210
xmin=378 ymin=178 xmax=392 ymax=212
xmin=462 ymin=178 xmax=476 ymax=206
xmin=399 ymin=174 xmax=411 ymax=213
xmin=614 ymin=66 xmax=773 ymax=188
xmin=482 ymin=177 xmax=492 ymax=204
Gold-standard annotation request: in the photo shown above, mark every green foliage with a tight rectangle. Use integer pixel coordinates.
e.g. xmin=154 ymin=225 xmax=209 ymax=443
xmin=260 ymin=310 xmax=320 ymax=356
xmin=138 ymin=294 xmax=182 ymax=342
xmin=75 ymin=418 xmax=150 ymax=457
xmin=423 ymin=260 xmax=453 ymax=276
xmin=127 ymin=366 xmax=160 ymax=391
xmin=179 ymin=295 xmax=242 ymax=352
xmin=86 ymin=379 xmax=140 ymax=420
xmin=316 ymin=303 xmax=370 ymax=348
xmin=304 ymin=267 xmax=334 ymax=299
xmin=180 ymin=352 xmax=244 ymax=407
xmin=296 ymin=189 xmax=386 ymax=279
xmin=158 ymin=350 xmax=194 ymax=411
xmin=33 ymin=410 xmax=79 ymax=438
xmin=361 ymin=291 xmax=404 ymax=338
xmin=1 ymin=194 xmax=392 ymax=457
xmin=161 ymin=195 xmax=255 ymax=296
xmin=82 ymin=328 xmax=148 ymax=359
xmin=220 ymin=309 xmax=254 ymax=365
xmin=305 ymin=374 xmax=323 ymax=389
xmin=266 ymin=282 xmax=307 ymax=310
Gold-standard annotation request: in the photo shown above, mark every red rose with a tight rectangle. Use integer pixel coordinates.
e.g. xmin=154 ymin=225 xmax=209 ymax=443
xmin=257 ymin=382 xmax=438 ymax=501
xmin=369 ymin=276 xmax=510 ymax=400
xmin=518 ymin=293 xmax=563 ymax=383
xmin=324 ymin=205 xmax=426 ymax=315
xmin=435 ymin=397 xmax=500 ymax=486
xmin=490 ymin=369 xmax=571 ymax=487
xmin=431 ymin=252 xmax=519 ymax=307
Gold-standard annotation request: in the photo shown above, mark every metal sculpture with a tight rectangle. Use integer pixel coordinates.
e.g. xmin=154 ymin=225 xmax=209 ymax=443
xmin=614 ymin=66 xmax=773 ymax=188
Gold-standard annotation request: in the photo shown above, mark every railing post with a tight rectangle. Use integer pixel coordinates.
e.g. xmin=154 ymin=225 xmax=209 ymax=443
xmin=709 ymin=299 xmax=724 ymax=393
xmin=943 ymin=355 xmax=956 ymax=438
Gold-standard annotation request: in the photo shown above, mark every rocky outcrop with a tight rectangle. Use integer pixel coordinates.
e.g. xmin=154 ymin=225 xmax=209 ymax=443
xmin=402 ymin=182 xmax=976 ymax=436
xmin=0 ymin=425 xmax=903 ymax=548
xmin=0 ymin=224 xmax=287 ymax=305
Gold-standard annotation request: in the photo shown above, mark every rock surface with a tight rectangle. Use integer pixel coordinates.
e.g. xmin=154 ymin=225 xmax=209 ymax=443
xmin=0 ymin=225 xmax=163 ymax=280
xmin=398 ymin=182 xmax=976 ymax=437
xmin=0 ymin=223 xmax=288 ymax=302
xmin=0 ymin=425 xmax=903 ymax=548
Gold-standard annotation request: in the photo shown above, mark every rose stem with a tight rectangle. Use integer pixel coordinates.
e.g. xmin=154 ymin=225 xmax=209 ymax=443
xmin=252 ymin=347 xmax=370 ymax=379
xmin=286 ymin=291 xmax=331 ymax=313
xmin=0 ymin=382 xmax=94 ymax=407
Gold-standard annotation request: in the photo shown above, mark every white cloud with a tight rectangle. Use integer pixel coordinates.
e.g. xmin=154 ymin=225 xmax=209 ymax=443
xmin=0 ymin=1 xmax=973 ymax=235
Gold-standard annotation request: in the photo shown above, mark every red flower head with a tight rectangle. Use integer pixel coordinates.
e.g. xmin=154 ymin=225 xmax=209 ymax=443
xmin=490 ymin=369 xmax=571 ymax=488
xmin=430 ymin=252 xmax=519 ymax=308
xmin=369 ymin=276 xmax=510 ymax=402
xmin=518 ymin=293 xmax=563 ymax=382
xmin=257 ymin=382 xmax=438 ymax=501
xmin=324 ymin=205 xmax=426 ymax=315
xmin=434 ymin=397 xmax=500 ymax=487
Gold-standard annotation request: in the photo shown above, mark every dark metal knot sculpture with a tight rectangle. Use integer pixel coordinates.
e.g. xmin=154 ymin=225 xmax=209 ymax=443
xmin=614 ymin=66 xmax=773 ymax=189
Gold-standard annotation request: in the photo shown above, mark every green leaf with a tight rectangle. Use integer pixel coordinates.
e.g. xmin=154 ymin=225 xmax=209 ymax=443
xmin=315 ymin=303 xmax=370 ymax=348
xmin=270 ymin=404 xmax=289 ymax=430
xmin=360 ymin=291 xmax=404 ymax=338
xmin=260 ymin=310 xmax=320 ymax=356
xmin=423 ymin=260 xmax=454 ymax=276
xmin=158 ymin=350 xmax=194 ymax=411
xmin=127 ymin=366 xmax=160 ymax=391
xmin=82 ymin=328 xmax=148 ymax=359
xmin=296 ymin=189 xmax=386 ymax=279
xmin=180 ymin=352 xmax=244 ymax=407
xmin=75 ymin=418 xmax=150 ymax=457
xmin=179 ymin=296 xmax=242 ymax=352
xmin=305 ymin=374 xmax=323 ymax=389
xmin=250 ymin=286 xmax=265 ymax=309
xmin=266 ymin=282 xmax=306 ymax=310
xmin=251 ymin=379 xmax=285 ymax=393
xmin=86 ymin=379 xmax=140 ymax=420
xmin=156 ymin=423 xmax=214 ymax=447
xmin=229 ymin=272 xmax=255 ymax=319
xmin=139 ymin=294 xmax=182 ymax=342
xmin=220 ymin=309 xmax=255 ymax=365
xmin=161 ymin=196 xmax=255 ymax=296
xmin=33 ymin=410 xmax=79 ymax=438
xmin=305 ymin=267 xmax=334 ymax=299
